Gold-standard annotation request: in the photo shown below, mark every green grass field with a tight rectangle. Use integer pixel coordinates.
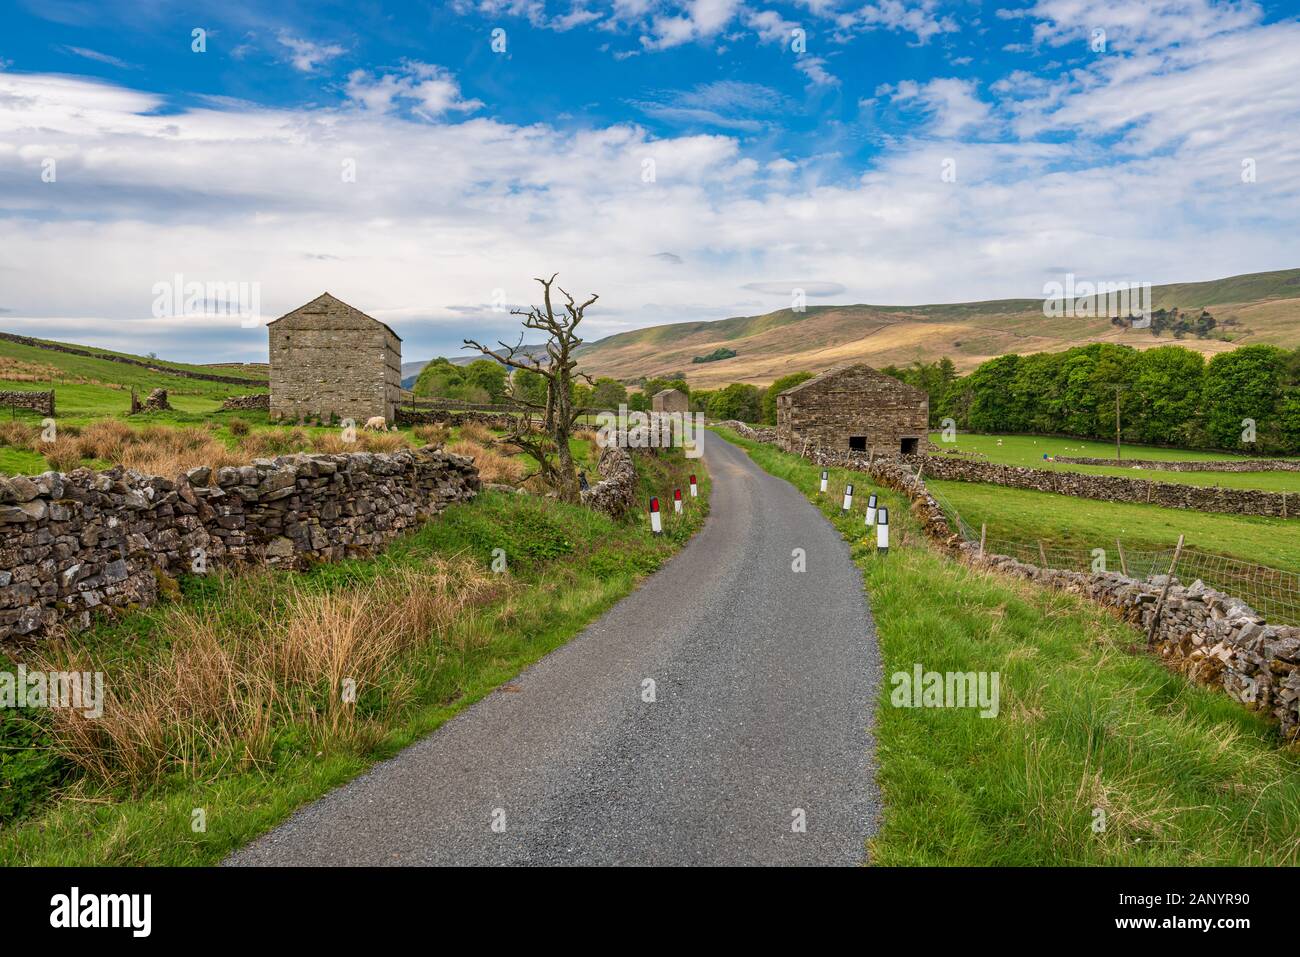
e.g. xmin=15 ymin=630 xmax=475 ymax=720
xmin=715 ymin=427 xmax=1300 ymax=866
xmin=928 ymin=480 xmax=1300 ymax=572
xmin=1 ymin=334 xmax=264 ymax=420
xmin=0 ymin=448 xmax=707 ymax=864
xmin=930 ymin=432 xmax=1300 ymax=493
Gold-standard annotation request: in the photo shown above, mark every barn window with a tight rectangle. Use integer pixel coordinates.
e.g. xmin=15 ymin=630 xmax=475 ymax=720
xmin=849 ymin=436 xmax=867 ymax=451
xmin=900 ymin=437 xmax=919 ymax=454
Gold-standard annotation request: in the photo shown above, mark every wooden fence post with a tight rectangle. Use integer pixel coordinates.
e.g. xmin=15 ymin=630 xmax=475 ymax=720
xmin=978 ymin=523 xmax=987 ymax=559
xmin=1038 ymin=540 xmax=1048 ymax=567
xmin=1116 ymin=540 xmax=1128 ymax=578
xmin=1146 ymin=534 xmax=1185 ymax=649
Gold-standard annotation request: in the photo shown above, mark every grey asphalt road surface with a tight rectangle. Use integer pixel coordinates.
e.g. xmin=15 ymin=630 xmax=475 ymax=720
xmin=226 ymin=432 xmax=880 ymax=866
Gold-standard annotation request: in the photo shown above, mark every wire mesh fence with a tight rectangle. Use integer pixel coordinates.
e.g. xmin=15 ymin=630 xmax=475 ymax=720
xmin=809 ymin=455 xmax=1300 ymax=625
xmin=973 ymin=535 xmax=1300 ymax=626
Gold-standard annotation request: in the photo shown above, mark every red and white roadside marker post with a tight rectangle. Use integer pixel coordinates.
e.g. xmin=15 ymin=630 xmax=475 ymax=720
xmin=876 ymin=507 xmax=889 ymax=554
xmin=649 ymin=497 xmax=662 ymax=535
xmin=864 ymin=493 xmax=878 ymax=528
xmin=689 ymin=474 xmax=698 ymax=497
xmin=819 ymin=470 xmax=828 ymax=495
xmin=841 ymin=483 xmax=854 ymax=514
xmin=673 ymin=488 xmax=683 ymax=514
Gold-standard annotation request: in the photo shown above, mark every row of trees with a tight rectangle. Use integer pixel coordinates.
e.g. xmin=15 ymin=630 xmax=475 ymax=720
xmin=880 ymin=343 xmax=1300 ymax=454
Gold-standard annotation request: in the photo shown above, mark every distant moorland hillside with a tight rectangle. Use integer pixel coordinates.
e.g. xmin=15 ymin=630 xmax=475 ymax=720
xmin=572 ymin=268 xmax=1300 ymax=389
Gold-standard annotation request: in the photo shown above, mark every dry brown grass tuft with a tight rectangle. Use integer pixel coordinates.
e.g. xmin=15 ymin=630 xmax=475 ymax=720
xmin=457 ymin=421 xmax=495 ymax=444
xmin=72 ymin=419 xmax=135 ymax=461
xmin=236 ymin=428 xmax=311 ymax=458
xmin=36 ymin=561 xmax=503 ymax=788
xmin=447 ymin=439 xmax=527 ymax=484
xmin=310 ymin=431 xmax=361 ymax=455
xmin=359 ymin=431 xmax=409 ymax=453
xmin=412 ymin=423 xmax=449 ymax=447
xmin=0 ymin=357 xmax=99 ymax=384
xmin=0 ymin=420 xmax=39 ymax=448
xmin=227 ymin=418 xmax=251 ymax=436
xmin=41 ymin=436 xmax=85 ymax=472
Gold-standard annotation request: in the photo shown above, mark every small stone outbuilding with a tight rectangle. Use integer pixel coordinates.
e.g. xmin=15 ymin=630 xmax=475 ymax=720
xmin=268 ymin=293 xmax=403 ymax=425
xmin=652 ymin=388 xmax=689 ymax=413
xmin=776 ymin=363 xmax=928 ymax=457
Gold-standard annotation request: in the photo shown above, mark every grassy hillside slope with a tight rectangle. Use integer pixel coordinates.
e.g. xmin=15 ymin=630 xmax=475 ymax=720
xmin=0 ymin=335 xmax=266 ymax=418
xmin=575 ymin=268 xmax=1300 ymax=388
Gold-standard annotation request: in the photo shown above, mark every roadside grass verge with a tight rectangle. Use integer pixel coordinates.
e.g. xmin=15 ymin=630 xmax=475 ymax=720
xmin=715 ymin=427 xmax=1300 ymax=866
xmin=928 ymin=479 xmax=1300 ymax=573
xmin=0 ymin=450 xmax=709 ymax=865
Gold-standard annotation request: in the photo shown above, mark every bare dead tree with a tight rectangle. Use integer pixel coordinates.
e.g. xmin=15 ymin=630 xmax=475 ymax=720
xmin=464 ymin=274 xmax=596 ymax=503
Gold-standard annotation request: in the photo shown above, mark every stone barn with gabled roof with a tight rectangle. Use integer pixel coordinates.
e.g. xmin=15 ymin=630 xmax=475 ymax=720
xmin=652 ymin=387 xmax=689 ymax=414
xmin=776 ymin=363 xmax=929 ymax=457
xmin=268 ymin=293 xmax=403 ymax=425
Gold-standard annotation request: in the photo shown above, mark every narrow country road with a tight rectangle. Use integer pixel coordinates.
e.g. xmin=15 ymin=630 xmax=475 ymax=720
xmin=226 ymin=434 xmax=880 ymax=866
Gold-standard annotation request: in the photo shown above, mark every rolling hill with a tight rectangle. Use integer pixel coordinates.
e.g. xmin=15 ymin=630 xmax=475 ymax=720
xmin=0 ymin=332 xmax=266 ymax=418
xmin=572 ymin=268 xmax=1300 ymax=389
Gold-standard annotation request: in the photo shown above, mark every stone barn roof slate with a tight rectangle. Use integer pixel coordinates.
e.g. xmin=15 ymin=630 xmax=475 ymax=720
xmin=777 ymin=363 xmax=927 ymax=400
xmin=268 ymin=292 xmax=402 ymax=342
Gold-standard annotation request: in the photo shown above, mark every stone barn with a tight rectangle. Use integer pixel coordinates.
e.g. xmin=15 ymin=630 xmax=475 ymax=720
xmin=268 ymin=293 xmax=403 ymax=425
xmin=652 ymin=388 xmax=689 ymax=413
xmin=776 ymin=364 xmax=928 ymax=457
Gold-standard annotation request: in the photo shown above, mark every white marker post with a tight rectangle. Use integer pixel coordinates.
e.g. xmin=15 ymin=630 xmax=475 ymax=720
xmin=877 ymin=507 xmax=889 ymax=554
xmin=865 ymin=493 xmax=878 ymax=527
xmin=649 ymin=497 xmax=662 ymax=535
xmin=673 ymin=488 xmax=683 ymax=514
xmin=841 ymin=483 xmax=854 ymax=514
xmin=819 ymin=470 xmax=828 ymax=495
xmin=689 ymin=473 xmax=698 ymax=497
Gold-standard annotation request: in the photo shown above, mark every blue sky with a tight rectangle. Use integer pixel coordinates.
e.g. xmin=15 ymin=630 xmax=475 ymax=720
xmin=2 ymin=0 xmax=1299 ymax=363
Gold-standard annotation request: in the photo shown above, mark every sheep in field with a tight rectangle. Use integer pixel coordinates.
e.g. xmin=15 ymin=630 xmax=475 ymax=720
xmin=363 ymin=416 xmax=389 ymax=431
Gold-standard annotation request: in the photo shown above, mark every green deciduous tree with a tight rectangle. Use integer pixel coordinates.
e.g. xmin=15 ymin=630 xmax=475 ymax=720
xmin=761 ymin=371 xmax=813 ymax=424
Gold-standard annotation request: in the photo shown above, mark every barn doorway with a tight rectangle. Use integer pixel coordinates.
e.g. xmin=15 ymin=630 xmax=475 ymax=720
xmin=849 ymin=435 xmax=867 ymax=451
xmin=900 ymin=437 xmax=919 ymax=455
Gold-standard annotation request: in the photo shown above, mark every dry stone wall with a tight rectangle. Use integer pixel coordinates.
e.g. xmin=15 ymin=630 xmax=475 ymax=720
xmin=396 ymin=408 xmax=520 ymax=431
xmin=1053 ymin=455 xmax=1300 ymax=473
xmin=220 ymin=393 xmax=270 ymax=412
xmin=130 ymin=388 xmax=172 ymax=414
xmin=0 ymin=447 xmax=478 ymax=643
xmin=581 ymin=437 xmax=638 ymax=518
xmin=0 ymin=390 xmax=54 ymax=416
xmin=904 ymin=454 xmax=1295 ymax=519
xmin=965 ymin=548 xmax=1300 ymax=740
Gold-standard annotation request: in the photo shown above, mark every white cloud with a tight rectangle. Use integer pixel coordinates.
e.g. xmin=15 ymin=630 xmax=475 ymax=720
xmin=794 ymin=55 xmax=839 ymax=87
xmin=746 ymin=8 xmax=801 ymax=43
xmin=1025 ymin=0 xmax=1263 ymax=49
xmin=835 ymin=0 xmax=958 ymax=43
xmin=276 ymin=32 xmax=346 ymax=73
xmin=642 ymin=0 xmax=744 ymax=49
xmin=633 ymin=80 xmax=787 ymax=130
xmin=888 ymin=77 xmax=992 ymax=136
xmin=1 ymin=2 xmax=1298 ymax=363
xmin=61 ymin=46 xmax=135 ymax=69
xmin=345 ymin=62 xmax=484 ymax=118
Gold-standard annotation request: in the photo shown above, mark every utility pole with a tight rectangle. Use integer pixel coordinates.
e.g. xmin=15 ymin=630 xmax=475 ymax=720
xmin=1106 ymin=383 xmax=1129 ymax=464
xmin=1115 ymin=387 xmax=1122 ymax=464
